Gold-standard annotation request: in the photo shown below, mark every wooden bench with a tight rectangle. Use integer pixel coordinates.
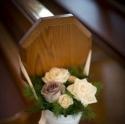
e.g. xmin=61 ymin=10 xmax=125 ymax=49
xmin=0 ymin=21 xmax=26 ymax=122
xmin=40 ymin=0 xmax=125 ymax=65
xmin=0 ymin=0 xmax=125 ymax=124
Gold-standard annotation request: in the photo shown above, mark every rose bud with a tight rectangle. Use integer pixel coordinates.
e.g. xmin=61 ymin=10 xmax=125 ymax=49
xmin=58 ymin=94 xmax=73 ymax=109
xmin=41 ymin=82 xmax=65 ymax=103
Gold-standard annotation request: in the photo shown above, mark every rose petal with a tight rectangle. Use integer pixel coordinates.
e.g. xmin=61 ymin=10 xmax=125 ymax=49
xmin=42 ymin=67 xmax=70 ymax=83
xmin=67 ymin=78 xmax=97 ymax=106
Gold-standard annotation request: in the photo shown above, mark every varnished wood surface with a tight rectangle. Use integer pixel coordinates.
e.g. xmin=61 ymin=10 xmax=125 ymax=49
xmin=0 ymin=0 xmax=32 ymax=43
xmin=53 ymin=0 xmax=125 ymax=63
xmin=1 ymin=15 xmax=125 ymax=124
xmin=0 ymin=0 xmax=125 ymax=124
xmin=0 ymin=21 xmax=26 ymax=122
xmin=19 ymin=15 xmax=92 ymax=77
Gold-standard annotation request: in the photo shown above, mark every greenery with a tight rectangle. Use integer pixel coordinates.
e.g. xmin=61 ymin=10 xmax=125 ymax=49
xmin=23 ymin=66 xmax=102 ymax=120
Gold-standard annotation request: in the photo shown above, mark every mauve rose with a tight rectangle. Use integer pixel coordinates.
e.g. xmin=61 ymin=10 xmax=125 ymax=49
xmin=41 ymin=82 xmax=65 ymax=103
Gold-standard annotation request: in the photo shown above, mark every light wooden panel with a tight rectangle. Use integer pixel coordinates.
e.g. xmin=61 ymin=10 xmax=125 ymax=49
xmin=19 ymin=14 xmax=92 ymax=77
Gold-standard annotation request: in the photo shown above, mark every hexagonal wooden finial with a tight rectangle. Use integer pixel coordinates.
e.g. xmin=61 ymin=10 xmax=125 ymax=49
xmin=19 ymin=14 xmax=92 ymax=77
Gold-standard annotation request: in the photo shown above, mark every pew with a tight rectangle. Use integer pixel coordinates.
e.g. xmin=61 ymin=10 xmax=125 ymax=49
xmin=0 ymin=0 xmax=125 ymax=124
xmin=40 ymin=0 xmax=125 ymax=65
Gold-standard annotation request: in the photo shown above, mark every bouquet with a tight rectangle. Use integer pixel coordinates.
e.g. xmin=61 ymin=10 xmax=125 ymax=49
xmin=23 ymin=66 xmax=102 ymax=120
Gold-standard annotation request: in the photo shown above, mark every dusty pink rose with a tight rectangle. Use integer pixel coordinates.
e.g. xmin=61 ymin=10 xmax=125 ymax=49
xmin=41 ymin=82 xmax=65 ymax=103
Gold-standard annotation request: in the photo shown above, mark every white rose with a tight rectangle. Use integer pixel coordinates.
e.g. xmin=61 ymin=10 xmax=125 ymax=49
xmin=58 ymin=94 xmax=73 ymax=108
xmin=42 ymin=67 xmax=70 ymax=83
xmin=67 ymin=78 xmax=97 ymax=106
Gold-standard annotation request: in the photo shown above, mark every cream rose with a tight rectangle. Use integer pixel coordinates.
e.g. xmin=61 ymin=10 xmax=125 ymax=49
xmin=58 ymin=94 xmax=73 ymax=108
xmin=67 ymin=78 xmax=97 ymax=106
xmin=42 ymin=67 xmax=70 ymax=83
xmin=41 ymin=82 xmax=65 ymax=103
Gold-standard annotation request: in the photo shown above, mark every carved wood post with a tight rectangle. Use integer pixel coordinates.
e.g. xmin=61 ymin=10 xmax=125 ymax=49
xmin=19 ymin=14 xmax=92 ymax=78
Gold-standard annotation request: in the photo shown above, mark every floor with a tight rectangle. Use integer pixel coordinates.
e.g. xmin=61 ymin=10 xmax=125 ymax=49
xmin=0 ymin=21 xmax=125 ymax=124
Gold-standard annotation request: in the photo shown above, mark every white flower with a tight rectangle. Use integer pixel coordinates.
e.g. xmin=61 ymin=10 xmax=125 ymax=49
xmin=58 ymin=94 xmax=73 ymax=108
xmin=67 ymin=78 xmax=97 ymax=106
xmin=42 ymin=67 xmax=70 ymax=83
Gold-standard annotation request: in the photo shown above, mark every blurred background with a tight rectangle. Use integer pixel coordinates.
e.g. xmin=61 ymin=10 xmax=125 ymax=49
xmin=0 ymin=0 xmax=125 ymax=124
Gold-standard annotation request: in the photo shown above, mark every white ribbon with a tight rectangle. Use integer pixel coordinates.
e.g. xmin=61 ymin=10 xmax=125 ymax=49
xmin=19 ymin=56 xmax=46 ymax=124
xmin=19 ymin=56 xmax=38 ymax=99
xmin=84 ymin=50 xmax=91 ymax=75
xmin=38 ymin=110 xmax=46 ymax=124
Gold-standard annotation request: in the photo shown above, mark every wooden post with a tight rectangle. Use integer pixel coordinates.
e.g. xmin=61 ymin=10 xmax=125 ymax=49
xmin=19 ymin=14 xmax=92 ymax=77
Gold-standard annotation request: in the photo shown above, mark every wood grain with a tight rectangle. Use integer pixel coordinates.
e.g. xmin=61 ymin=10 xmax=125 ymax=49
xmin=19 ymin=14 xmax=92 ymax=77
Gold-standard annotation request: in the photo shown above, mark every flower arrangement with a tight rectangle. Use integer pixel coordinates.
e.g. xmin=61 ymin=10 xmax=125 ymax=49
xmin=23 ymin=66 xmax=102 ymax=120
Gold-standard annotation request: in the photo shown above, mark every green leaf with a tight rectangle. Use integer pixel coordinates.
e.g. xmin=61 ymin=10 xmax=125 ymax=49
xmin=23 ymin=86 xmax=36 ymax=100
xmin=93 ymin=82 xmax=103 ymax=97
xmin=68 ymin=66 xmax=89 ymax=79
xmin=81 ymin=107 xmax=95 ymax=120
